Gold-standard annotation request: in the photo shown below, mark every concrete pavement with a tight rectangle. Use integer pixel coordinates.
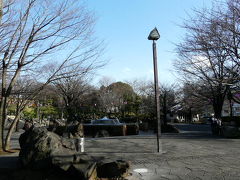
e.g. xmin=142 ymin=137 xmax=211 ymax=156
xmin=84 ymin=124 xmax=240 ymax=179
xmin=1 ymin=124 xmax=240 ymax=180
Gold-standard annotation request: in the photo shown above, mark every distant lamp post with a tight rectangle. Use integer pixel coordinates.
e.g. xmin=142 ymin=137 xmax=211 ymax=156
xmin=148 ymin=27 xmax=161 ymax=153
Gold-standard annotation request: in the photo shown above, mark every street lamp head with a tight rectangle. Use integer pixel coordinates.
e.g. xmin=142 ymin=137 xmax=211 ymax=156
xmin=148 ymin=27 xmax=160 ymax=40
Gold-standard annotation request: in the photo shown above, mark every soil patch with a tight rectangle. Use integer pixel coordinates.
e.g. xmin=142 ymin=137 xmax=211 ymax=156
xmin=0 ymin=149 xmax=20 ymax=155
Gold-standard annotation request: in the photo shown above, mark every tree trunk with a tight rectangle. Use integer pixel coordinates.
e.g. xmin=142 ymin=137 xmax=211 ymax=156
xmin=0 ymin=65 xmax=8 ymax=151
xmin=0 ymin=64 xmax=21 ymax=151
xmin=0 ymin=96 xmax=8 ymax=151
xmin=189 ymin=107 xmax=192 ymax=123
xmin=0 ymin=101 xmax=4 ymax=150
xmin=213 ymin=97 xmax=224 ymax=119
xmin=15 ymin=101 xmax=21 ymax=132
xmin=61 ymin=109 xmax=64 ymax=120
xmin=163 ymin=94 xmax=167 ymax=126
xmin=229 ymin=99 xmax=233 ymax=118
xmin=66 ymin=106 xmax=75 ymax=122
xmin=0 ymin=0 xmax=3 ymax=24
xmin=15 ymin=118 xmax=20 ymax=132
xmin=4 ymin=111 xmax=21 ymax=150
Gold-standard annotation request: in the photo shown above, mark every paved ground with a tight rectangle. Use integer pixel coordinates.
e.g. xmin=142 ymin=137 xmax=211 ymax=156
xmin=1 ymin=124 xmax=240 ymax=180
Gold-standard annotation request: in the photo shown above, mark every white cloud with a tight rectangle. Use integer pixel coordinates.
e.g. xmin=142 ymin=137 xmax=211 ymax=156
xmin=192 ymin=55 xmax=211 ymax=68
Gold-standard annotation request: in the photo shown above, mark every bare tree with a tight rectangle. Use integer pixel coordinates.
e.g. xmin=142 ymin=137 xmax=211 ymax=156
xmin=178 ymin=82 xmax=214 ymax=122
xmin=174 ymin=0 xmax=240 ymax=119
xmin=53 ymin=75 xmax=93 ymax=123
xmin=98 ymin=76 xmax=115 ymax=88
xmin=126 ymin=79 xmax=155 ymax=115
xmin=126 ymin=79 xmax=153 ymax=96
xmin=4 ymin=77 xmax=38 ymax=149
xmin=160 ymin=84 xmax=177 ymax=125
xmin=0 ymin=0 xmax=104 ymax=151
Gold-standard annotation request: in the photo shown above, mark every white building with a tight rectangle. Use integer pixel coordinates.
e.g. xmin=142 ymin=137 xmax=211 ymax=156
xmin=222 ymin=101 xmax=240 ymax=117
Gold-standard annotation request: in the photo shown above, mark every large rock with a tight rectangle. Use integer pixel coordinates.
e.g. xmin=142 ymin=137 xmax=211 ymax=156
xmin=96 ymin=160 xmax=130 ymax=179
xmin=19 ymin=127 xmax=95 ymax=179
xmin=18 ymin=126 xmax=133 ymax=180
xmin=48 ymin=123 xmax=84 ymax=138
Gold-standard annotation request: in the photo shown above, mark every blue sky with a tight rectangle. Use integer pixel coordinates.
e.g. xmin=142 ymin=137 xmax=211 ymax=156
xmin=86 ymin=0 xmax=213 ymax=85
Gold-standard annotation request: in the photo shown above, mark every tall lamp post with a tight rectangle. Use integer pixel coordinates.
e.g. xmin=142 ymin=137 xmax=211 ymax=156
xmin=148 ymin=27 xmax=161 ymax=153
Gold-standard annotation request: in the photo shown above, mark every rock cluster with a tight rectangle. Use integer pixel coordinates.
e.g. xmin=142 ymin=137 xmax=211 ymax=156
xmin=18 ymin=126 xmax=132 ymax=180
xmin=97 ymin=160 xmax=130 ymax=179
xmin=48 ymin=122 xmax=84 ymax=138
